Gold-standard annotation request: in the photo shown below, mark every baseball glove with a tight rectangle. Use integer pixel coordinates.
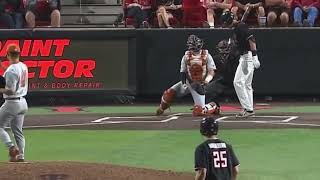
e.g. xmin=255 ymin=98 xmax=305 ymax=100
xmin=0 ymin=76 xmax=6 ymax=88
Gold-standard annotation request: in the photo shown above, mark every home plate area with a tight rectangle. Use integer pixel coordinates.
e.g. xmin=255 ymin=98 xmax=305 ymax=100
xmin=215 ymin=115 xmax=299 ymax=123
xmin=23 ymin=111 xmax=320 ymax=129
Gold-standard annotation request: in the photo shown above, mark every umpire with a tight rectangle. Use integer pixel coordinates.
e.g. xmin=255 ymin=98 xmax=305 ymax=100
xmin=194 ymin=117 xmax=240 ymax=180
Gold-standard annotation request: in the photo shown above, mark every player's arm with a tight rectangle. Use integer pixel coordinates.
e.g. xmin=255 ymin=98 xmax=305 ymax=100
xmin=204 ymin=54 xmax=216 ymax=84
xmin=229 ymin=145 xmax=240 ymax=180
xmin=195 ymin=168 xmax=207 ymax=180
xmin=194 ymin=145 xmax=207 ymax=180
xmin=180 ymin=55 xmax=187 ymax=85
xmin=0 ymin=71 xmax=18 ymax=95
xmin=231 ymin=165 xmax=240 ymax=180
xmin=249 ymin=37 xmax=260 ymax=69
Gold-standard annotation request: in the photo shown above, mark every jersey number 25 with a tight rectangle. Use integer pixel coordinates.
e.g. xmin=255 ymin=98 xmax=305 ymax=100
xmin=213 ymin=151 xmax=227 ymax=168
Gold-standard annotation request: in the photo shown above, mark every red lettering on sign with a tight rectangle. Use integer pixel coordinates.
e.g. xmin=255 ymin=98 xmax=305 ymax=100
xmin=53 ymin=60 xmax=75 ymax=78
xmin=30 ymin=40 xmax=53 ymax=57
xmin=53 ymin=39 xmax=70 ymax=56
xmin=38 ymin=61 xmax=55 ymax=78
xmin=0 ymin=40 xmax=20 ymax=57
xmin=74 ymin=60 xmax=95 ymax=78
xmin=21 ymin=40 xmax=32 ymax=57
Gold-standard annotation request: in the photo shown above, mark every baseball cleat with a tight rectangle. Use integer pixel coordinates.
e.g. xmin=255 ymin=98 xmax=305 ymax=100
xmin=156 ymin=107 xmax=164 ymax=116
xmin=236 ymin=110 xmax=255 ymax=118
xmin=9 ymin=146 xmax=19 ymax=162
xmin=192 ymin=105 xmax=206 ymax=116
xmin=205 ymin=102 xmax=221 ymax=115
xmin=16 ymin=159 xmax=25 ymax=162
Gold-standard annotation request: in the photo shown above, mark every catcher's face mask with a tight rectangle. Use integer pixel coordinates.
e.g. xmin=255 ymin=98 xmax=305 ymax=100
xmin=187 ymin=34 xmax=203 ymax=53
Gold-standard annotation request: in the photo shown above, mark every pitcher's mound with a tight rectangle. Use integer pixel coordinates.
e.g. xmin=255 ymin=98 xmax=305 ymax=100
xmin=0 ymin=161 xmax=193 ymax=180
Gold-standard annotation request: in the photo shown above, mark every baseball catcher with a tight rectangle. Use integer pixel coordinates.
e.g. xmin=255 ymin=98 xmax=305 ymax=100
xmin=156 ymin=34 xmax=216 ymax=116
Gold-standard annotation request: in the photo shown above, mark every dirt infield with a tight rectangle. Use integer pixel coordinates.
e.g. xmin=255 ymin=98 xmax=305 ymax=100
xmin=23 ymin=112 xmax=320 ymax=130
xmin=0 ymin=162 xmax=193 ymax=180
xmin=4 ymin=107 xmax=320 ymax=180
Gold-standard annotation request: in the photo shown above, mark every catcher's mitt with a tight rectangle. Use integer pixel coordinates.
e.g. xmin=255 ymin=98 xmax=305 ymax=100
xmin=0 ymin=76 xmax=6 ymax=88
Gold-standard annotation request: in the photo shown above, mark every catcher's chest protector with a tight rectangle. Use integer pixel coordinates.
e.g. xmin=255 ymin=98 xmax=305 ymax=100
xmin=186 ymin=50 xmax=208 ymax=82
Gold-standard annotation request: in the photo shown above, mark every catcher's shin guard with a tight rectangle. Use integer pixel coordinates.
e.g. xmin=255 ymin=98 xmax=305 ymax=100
xmin=192 ymin=105 xmax=206 ymax=116
xmin=156 ymin=89 xmax=176 ymax=115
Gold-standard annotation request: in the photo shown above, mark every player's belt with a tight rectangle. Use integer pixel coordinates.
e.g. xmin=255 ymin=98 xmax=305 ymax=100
xmin=4 ymin=96 xmax=25 ymax=100
xmin=240 ymin=51 xmax=249 ymax=55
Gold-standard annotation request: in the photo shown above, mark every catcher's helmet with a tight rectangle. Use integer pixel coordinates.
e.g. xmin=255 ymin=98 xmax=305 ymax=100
xmin=200 ymin=117 xmax=219 ymax=136
xmin=220 ymin=11 xmax=234 ymax=26
xmin=187 ymin=34 xmax=203 ymax=52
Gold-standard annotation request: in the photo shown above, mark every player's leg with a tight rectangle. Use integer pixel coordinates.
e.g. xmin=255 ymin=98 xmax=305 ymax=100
xmin=156 ymin=82 xmax=189 ymax=115
xmin=187 ymin=82 xmax=206 ymax=116
xmin=10 ymin=99 xmax=28 ymax=161
xmin=233 ymin=56 xmax=252 ymax=116
xmin=244 ymin=62 xmax=255 ymax=113
xmin=0 ymin=103 xmax=19 ymax=161
xmin=11 ymin=113 xmax=26 ymax=161
xmin=205 ymin=78 xmax=226 ymax=115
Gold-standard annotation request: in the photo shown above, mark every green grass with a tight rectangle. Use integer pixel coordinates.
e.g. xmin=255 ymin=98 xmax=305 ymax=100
xmin=26 ymin=105 xmax=192 ymax=115
xmin=1 ymin=129 xmax=319 ymax=180
xmin=259 ymin=106 xmax=320 ymax=113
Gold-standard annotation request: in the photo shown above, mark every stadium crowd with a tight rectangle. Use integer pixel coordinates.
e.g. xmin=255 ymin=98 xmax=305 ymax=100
xmin=0 ymin=0 xmax=319 ymax=28
xmin=124 ymin=0 xmax=320 ymax=28
xmin=0 ymin=0 xmax=60 ymax=28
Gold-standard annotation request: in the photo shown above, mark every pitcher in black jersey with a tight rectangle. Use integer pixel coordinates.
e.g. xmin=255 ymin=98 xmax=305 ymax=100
xmin=194 ymin=117 xmax=240 ymax=180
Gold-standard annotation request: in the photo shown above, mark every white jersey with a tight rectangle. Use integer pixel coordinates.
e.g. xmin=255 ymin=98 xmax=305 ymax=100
xmin=180 ymin=50 xmax=216 ymax=82
xmin=3 ymin=62 xmax=28 ymax=99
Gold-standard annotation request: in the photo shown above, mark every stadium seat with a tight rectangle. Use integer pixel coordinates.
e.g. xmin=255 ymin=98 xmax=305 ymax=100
xmin=182 ymin=0 xmax=207 ymax=28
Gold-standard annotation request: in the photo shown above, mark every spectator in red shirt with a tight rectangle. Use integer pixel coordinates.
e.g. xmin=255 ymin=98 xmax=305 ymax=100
xmin=206 ymin=0 xmax=233 ymax=28
xmin=25 ymin=0 xmax=61 ymax=27
xmin=0 ymin=0 xmax=24 ymax=29
xmin=293 ymin=0 xmax=319 ymax=26
xmin=126 ymin=0 xmax=152 ymax=28
xmin=156 ymin=0 xmax=182 ymax=28
xmin=265 ymin=0 xmax=291 ymax=26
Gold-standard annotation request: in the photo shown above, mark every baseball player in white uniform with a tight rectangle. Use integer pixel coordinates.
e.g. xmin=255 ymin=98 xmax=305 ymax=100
xmin=156 ymin=35 xmax=216 ymax=116
xmin=233 ymin=23 xmax=260 ymax=117
xmin=0 ymin=44 xmax=28 ymax=162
